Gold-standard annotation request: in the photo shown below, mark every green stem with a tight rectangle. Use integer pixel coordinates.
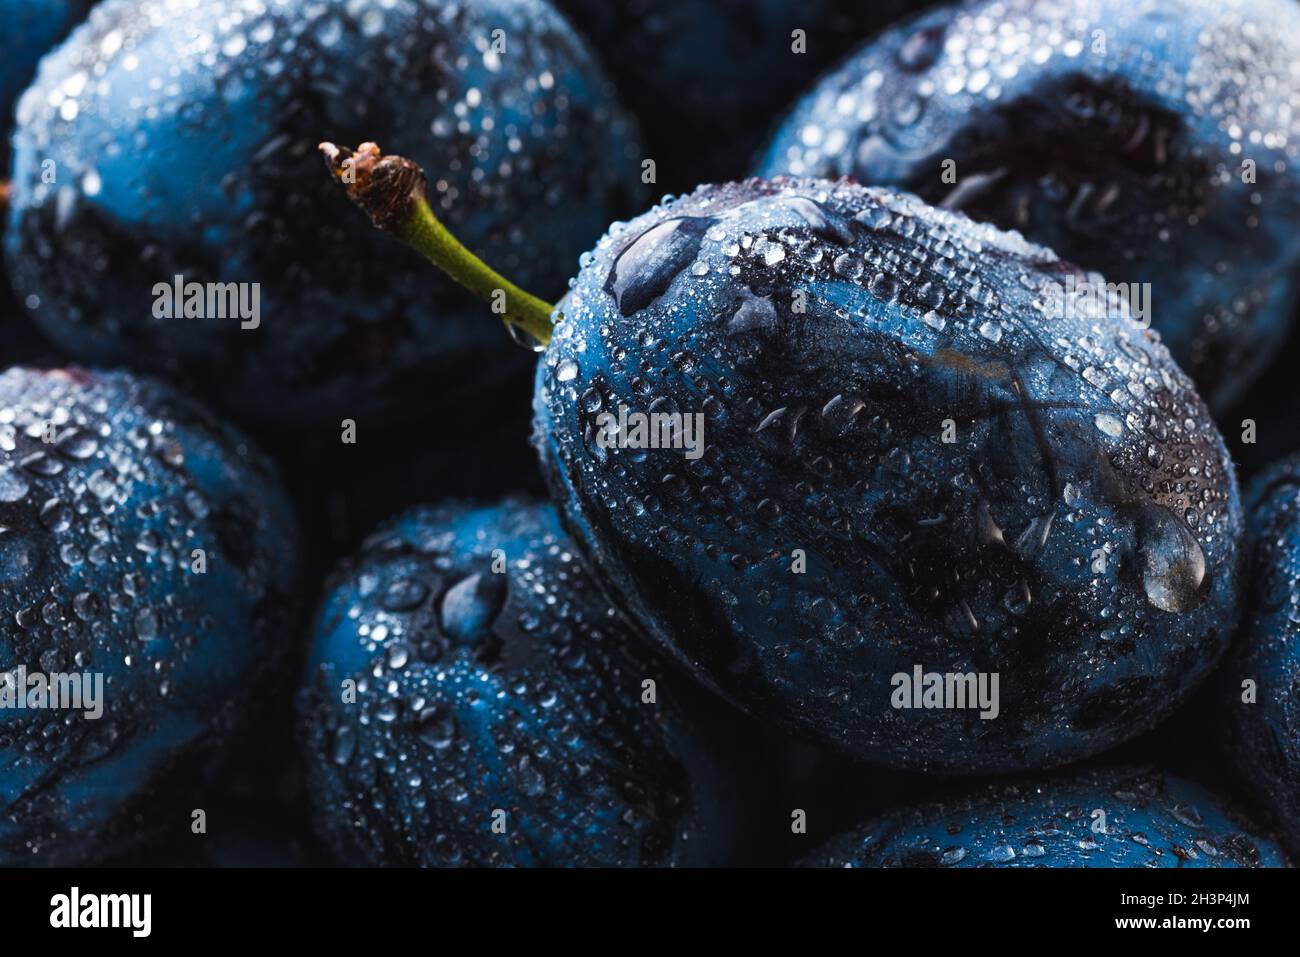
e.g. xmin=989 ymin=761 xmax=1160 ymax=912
xmin=399 ymin=192 xmax=556 ymax=348
xmin=319 ymin=142 xmax=555 ymax=348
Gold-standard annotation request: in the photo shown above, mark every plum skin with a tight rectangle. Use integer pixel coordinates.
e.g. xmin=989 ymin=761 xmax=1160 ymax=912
xmin=800 ymin=767 xmax=1289 ymax=868
xmin=4 ymin=0 xmax=642 ymax=428
xmin=534 ymin=176 xmax=1242 ymax=774
xmin=0 ymin=0 xmax=94 ymax=167
xmin=298 ymin=499 xmax=761 ymax=867
xmin=756 ymin=0 xmax=1300 ymax=412
xmin=1224 ymin=453 xmax=1300 ymax=858
xmin=0 ymin=0 xmax=94 ymax=346
xmin=552 ymin=0 xmax=934 ymax=191
xmin=0 ymin=366 xmax=300 ymax=866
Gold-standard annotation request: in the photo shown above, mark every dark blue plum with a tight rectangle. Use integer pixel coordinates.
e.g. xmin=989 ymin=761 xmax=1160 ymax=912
xmin=299 ymin=499 xmax=761 ymax=867
xmin=553 ymin=0 xmax=932 ymax=191
xmin=534 ymin=177 xmax=1242 ymax=773
xmin=0 ymin=0 xmax=94 ymax=168
xmin=0 ymin=0 xmax=95 ymax=354
xmin=4 ymin=0 xmax=641 ymax=428
xmin=0 ymin=366 xmax=299 ymax=865
xmin=1223 ymin=452 xmax=1300 ymax=857
xmin=801 ymin=766 xmax=1288 ymax=867
xmin=756 ymin=0 xmax=1300 ymax=411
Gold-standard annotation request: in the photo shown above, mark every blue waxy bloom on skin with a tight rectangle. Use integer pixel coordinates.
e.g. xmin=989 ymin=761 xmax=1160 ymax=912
xmin=4 ymin=0 xmax=642 ymax=428
xmin=1224 ymin=453 xmax=1300 ymax=858
xmin=0 ymin=0 xmax=94 ymax=166
xmin=0 ymin=0 xmax=95 ymax=357
xmin=801 ymin=766 xmax=1289 ymax=868
xmin=299 ymin=499 xmax=761 ymax=867
xmin=756 ymin=0 xmax=1300 ymax=411
xmin=534 ymin=177 xmax=1242 ymax=773
xmin=0 ymin=367 xmax=299 ymax=866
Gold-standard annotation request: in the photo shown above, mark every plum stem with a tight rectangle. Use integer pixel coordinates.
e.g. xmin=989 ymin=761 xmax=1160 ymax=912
xmin=0 ymin=179 xmax=9 ymax=217
xmin=319 ymin=142 xmax=555 ymax=348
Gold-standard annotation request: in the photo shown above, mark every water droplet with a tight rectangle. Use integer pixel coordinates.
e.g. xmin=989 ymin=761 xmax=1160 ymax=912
xmin=382 ymin=578 xmax=429 ymax=612
xmin=1094 ymin=413 xmax=1124 ymax=437
xmin=135 ymin=608 xmax=160 ymax=640
xmin=1138 ymin=506 xmax=1207 ymax=613
xmin=0 ymin=470 xmax=29 ymax=502
xmin=416 ymin=705 xmax=456 ymax=750
xmin=833 ymin=253 xmax=864 ymax=279
xmin=56 ymin=430 xmax=98 ymax=459
xmin=728 ymin=287 xmax=779 ymax=334
xmin=604 ymin=216 xmax=714 ymax=315
xmin=440 ymin=572 xmax=507 ymax=644
xmin=897 ymin=25 xmax=944 ymax=71
xmin=331 ymin=726 xmax=355 ymax=766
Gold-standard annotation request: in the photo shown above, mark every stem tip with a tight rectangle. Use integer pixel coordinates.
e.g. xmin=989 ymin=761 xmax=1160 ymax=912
xmin=319 ymin=141 xmax=427 ymax=234
xmin=320 ymin=141 xmax=558 ymax=349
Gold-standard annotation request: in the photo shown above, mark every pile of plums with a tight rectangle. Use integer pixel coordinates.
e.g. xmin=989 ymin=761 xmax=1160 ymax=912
xmin=3 ymin=0 xmax=1300 ymax=868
